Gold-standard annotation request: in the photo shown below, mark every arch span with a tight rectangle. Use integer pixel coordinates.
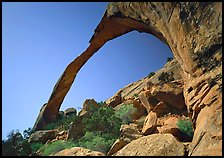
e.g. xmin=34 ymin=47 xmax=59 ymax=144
xmin=33 ymin=2 xmax=222 ymax=156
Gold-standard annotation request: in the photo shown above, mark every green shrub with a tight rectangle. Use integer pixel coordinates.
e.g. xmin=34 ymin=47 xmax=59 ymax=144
xmin=133 ymin=93 xmax=139 ymax=99
xmin=82 ymin=106 xmax=121 ymax=136
xmin=98 ymin=101 xmax=106 ymax=107
xmin=135 ymin=116 xmax=146 ymax=127
xmin=2 ymin=128 xmax=43 ymax=156
xmin=76 ymin=131 xmax=116 ymax=153
xmin=2 ymin=130 xmax=24 ymax=156
xmin=158 ymin=72 xmax=174 ymax=83
xmin=148 ymin=72 xmax=155 ymax=78
xmin=23 ymin=127 xmax=34 ymax=140
xmin=115 ymin=104 xmax=138 ymax=124
xmin=19 ymin=140 xmax=32 ymax=156
xmin=79 ymin=106 xmax=123 ymax=153
xmin=167 ymin=57 xmax=173 ymax=63
xmin=39 ymin=140 xmax=77 ymax=156
xmin=44 ymin=114 xmax=78 ymax=131
xmin=177 ymin=119 xmax=194 ymax=138
xmin=30 ymin=143 xmax=44 ymax=153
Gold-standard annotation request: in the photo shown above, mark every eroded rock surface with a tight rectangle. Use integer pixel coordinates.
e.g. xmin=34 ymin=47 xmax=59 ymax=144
xmin=33 ymin=2 xmax=222 ymax=156
xmin=52 ymin=147 xmax=105 ymax=156
xmin=28 ymin=129 xmax=57 ymax=144
xmin=113 ymin=133 xmax=185 ymax=156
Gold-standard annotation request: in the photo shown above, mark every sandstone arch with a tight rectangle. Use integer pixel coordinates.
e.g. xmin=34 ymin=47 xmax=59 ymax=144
xmin=33 ymin=2 xmax=222 ymax=156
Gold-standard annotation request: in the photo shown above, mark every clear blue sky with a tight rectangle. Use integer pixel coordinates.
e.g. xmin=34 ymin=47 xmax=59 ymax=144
xmin=2 ymin=2 xmax=173 ymax=139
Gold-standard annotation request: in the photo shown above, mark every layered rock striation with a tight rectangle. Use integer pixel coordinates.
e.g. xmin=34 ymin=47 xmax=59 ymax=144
xmin=33 ymin=2 xmax=222 ymax=156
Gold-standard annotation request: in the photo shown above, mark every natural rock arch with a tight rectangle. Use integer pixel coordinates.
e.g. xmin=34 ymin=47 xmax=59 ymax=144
xmin=33 ymin=2 xmax=222 ymax=156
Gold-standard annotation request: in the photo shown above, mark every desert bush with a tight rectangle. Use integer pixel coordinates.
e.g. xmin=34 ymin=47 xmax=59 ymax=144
xmin=79 ymin=105 xmax=125 ymax=153
xmin=30 ymin=142 xmax=44 ymax=153
xmin=44 ymin=113 xmax=78 ymax=130
xmin=135 ymin=116 xmax=146 ymax=127
xmin=133 ymin=93 xmax=139 ymax=99
xmin=82 ymin=106 xmax=121 ymax=136
xmin=158 ymin=72 xmax=174 ymax=83
xmin=2 ymin=130 xmax=24 ymax=156
xmin=115 ymin=104 xmax=138 ymax=124
xmin=177 ymin=119 xmax=194 ymax=138
xmin=167 ymin=57 xmax=173 ymax=63
xmin=98 ymin=101 xmax=106 ymax=107
xmin=39 ymin=140 xmax=76 ymax=156
xmin=148 ymin=72 xmax=155 ymax=78
xmin=76 ymin=131 xmax=116 ymax=153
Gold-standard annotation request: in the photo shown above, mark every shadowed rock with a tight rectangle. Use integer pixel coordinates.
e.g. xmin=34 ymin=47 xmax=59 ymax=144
xmin=33 ymin=2 xmax=222 ymax=156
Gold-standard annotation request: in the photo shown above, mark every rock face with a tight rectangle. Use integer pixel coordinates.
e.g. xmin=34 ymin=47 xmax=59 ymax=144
xmin=28 ymin=129 xmax=57 ymax=144
xmin=106 ymin=59 xmax=183 ymax=105
xmin=52 ymin=147 xmax=105 ymax=156
xmin=33 ymin=2 xmax=222 ymax=156
xmin=113 ymin=133 xmax=185 ymax=156
xmin=157 ymin=116 xmax=180 ymax=138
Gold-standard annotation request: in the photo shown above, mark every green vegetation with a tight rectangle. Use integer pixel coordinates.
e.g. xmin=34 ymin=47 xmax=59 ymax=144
xmin=158 ymin=72 xmax=174 ymax=83
xmin=2 ymin=130 xmax=24 ymax=156
xmin=98 ymin=101 xmax=106 ymax=107
xmin=166 ymin=57 xmax=173 ymax=63
xmin=3 ymin=101 xmax=139 ymax=155
xmin=44 ymin=113 xmax=78 ymax=131
xmin=148 ymin=72 xmax=155 ymax=78
xmin=2 ymin=128 xmax=43 ymax=156
xmin=135 ymin=115 xmax=146 ymax=127
xmin=133 ymin=93 xmax=139 ymax=99
xmin=115 ymin=104 xmax=138 ymax=124
xmin=30 ymin=143 xmax=44 ymax=153
xmin=82 ymin=106 xmax=121 ymax=136
xmin=39 ymin=140 xmax=76 ymax=156
xmin=75 ymin=131 xmax=116 ymax=153
xmin=177 ymin=119 xmax=194 ymax=138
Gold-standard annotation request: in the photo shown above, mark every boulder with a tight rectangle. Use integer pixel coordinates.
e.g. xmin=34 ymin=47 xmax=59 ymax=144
xmin=157 ymin=116 xmax=180 ymax=138
xmin=141 ymin=111 xmax=157 ymax=135
xmin=107 ymin=139 xmax=129 ymax=156
xmin=139 ymin=90 xmax=159 ymax=112
xmin=52 ymin=147 xmax=105 ymax=156
xmin=28 ymin=129 xmax=57 ymax=144
xmin=113 ymin=133 xmax=185 ymax=156
xmin=64 ymin=108 xmax=77 ymax=116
